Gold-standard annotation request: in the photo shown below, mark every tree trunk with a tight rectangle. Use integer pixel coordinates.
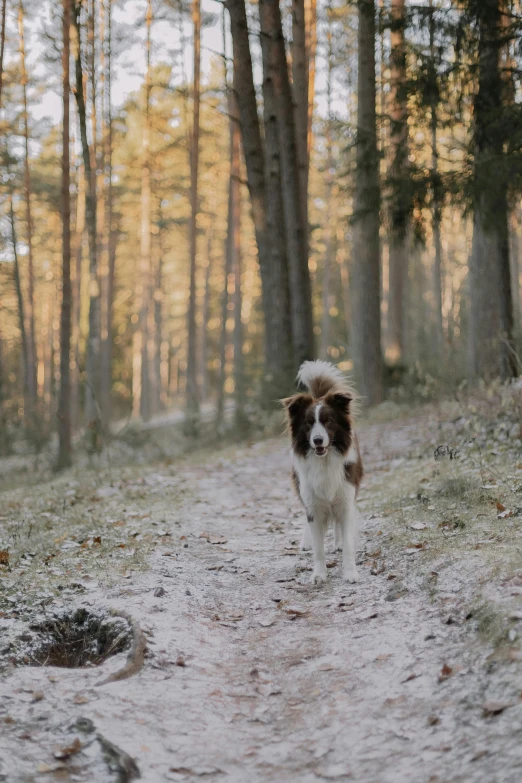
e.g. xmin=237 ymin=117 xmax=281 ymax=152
xmin=469 ymin=0 xmax=515 ymax=380
xmin=72 ymin=0 xmax=101 ymax=442
xmin=9 ymin=196 xmax=31 ymax=414
xmin=185 ymin=0 xmax=201 ymax=434
xmin=216 ymin=200 xmax=232 ymax=427
xmin=153 ymin=214 xmax=164 ymax=413
xmin=133 ymin=0 xmax=153 ymax=421
xmin=320 ymin=27 xmax=335 ymax=360
xmin=230 ymin=89 xmax=247 ymax=431
xmin=226 ymin=0 xmax=295 ymax=397
xmin=291 ymin=0 xmax=308 ymax=231
xmin=71 ymin=162 xmax=85 ymax=430
xmin=99 ymin=0 xmax=114 ymax=424
xmin=387 ymin=0 xmax=409 ymax=364
xmin=352 ymin=0 xmax=383 ymax=405
xmin=259 ymin=0 xmax=314 ymax=367
xmin=200 ymin=231 xmax=212 ymax=403
xmin=306 ymin=0 xmax=317 ymax=162
xmin=429 ymin=0 xmax=444 ymax=360
xmin=258 ymin=2 xmax=294 ymax=389
xmin=58 ymin=0 xmax=72 ymax=469
xmin=18 ymin=1 xmax=38 ymax=419
xmin=0 ymin=0 xmax=7 ymax=109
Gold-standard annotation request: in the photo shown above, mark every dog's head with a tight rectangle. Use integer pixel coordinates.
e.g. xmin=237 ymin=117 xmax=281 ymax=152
xmin=282 ymin=392 xmax=353 ymax=458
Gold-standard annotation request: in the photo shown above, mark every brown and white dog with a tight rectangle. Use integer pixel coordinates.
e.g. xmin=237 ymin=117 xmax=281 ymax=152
xmin=283 ymin=361 xmax=363 ymax=584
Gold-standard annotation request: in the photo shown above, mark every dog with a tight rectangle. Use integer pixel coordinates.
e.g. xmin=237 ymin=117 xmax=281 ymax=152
xmin=283 ymin=360 xmax=363 ymax=584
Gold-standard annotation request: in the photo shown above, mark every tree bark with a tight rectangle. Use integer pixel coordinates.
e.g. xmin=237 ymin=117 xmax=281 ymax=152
xmin=352 ymin=0 xmax=383 ymax=405
xmin=259 ymin=0 xmax=314 ymax=367
xmin=71 ymin=162 xmax=85 ymax=430
xmin=58 ymin=0 xmax=72 ymax=469
xmin=469 ymin=0 xmax=515 ymax=380
xmin=320 ymin=24 xmax=335 ymax=360
xmin=153 ymin=212 xmax=164 ymax=413
xmin=18 ymin=1 xmax=38 ymax=418
xmin=185 ymin=0 xmax=201 ymax=433
xmin=229 ymin=89 xmax=247 ymax=431
xmin=226 ymin=0 xmax=295 ymax=397
xmin=291 ymin=0 xmax=308 ymax=231
xmin=72 ymin=0 xmax=101 ymax=442
xmin=429 ymin=0 xmax=444 ymax=360
xmin=99 ymin=0 xmax=114 ymax=424
xmin=9 ymin=196 xmax=31 ymax=415
xmin=306 ymin=0 xmax=317 ymax=163
xmin=200 ymin=231 xmax=212 ymax=403
xmin=387 ymin=0 xmax=409 ymax=364
xmin=258 ymin=2 xmax=294 ymax=388
xmin=133 ymin=0 xmax=152 ymax=421
xmin=0 ymin=0 xmax=7 ymax=109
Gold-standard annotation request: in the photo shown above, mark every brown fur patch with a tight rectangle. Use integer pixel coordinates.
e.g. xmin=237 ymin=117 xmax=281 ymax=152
xmin=344 ymin=434 xmax=363 ymax=493
xmin=282 ymin=394 xmax=314 ymax=457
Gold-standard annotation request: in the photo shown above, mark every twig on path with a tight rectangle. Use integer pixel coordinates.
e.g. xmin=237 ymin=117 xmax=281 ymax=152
xmin=96 ymin=609 xmax=147 ymax=686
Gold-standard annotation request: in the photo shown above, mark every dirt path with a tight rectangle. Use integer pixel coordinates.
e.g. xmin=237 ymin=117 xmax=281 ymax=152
xmin=1 ymin=413 xmax=522 ymax=782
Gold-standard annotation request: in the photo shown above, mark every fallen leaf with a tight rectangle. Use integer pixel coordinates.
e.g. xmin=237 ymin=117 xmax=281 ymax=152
xmin=496 ymin=501 xmax=506 ymax=511
xmin=0 ymin=550 xmax=9 ymax=566
xmin=199 ymin=532 xmax=227 ymax=545
xmin=438 ymin=663 xmax=453 ymax=681
xmin=54 ymin=737 xmax=82 ymax=759
xmin=284 ymin=606 xmax=307 ymax=617
xmin=93 ymin=536 xmax=102 ymax=545
xmin=482 ymin=700 xmax=513 ymax=717
xmin=401 ymin=672 xmax=419 ymax=683
xmin=36 ymin=763 xmax=66 ymax=773
xmin=72 ymin=693 xmax=89 ymax=705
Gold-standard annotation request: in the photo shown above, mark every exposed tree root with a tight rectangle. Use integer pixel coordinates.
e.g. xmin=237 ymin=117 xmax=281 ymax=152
xmin=96 ymin=609 xmax=147 ymax=686
xmin=97 ymin=732 xmax=141 ymax=782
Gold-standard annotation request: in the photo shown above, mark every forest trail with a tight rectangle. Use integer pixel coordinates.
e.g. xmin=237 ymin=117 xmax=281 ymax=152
xmin=1 ymin=410 xmax=522 ymax=782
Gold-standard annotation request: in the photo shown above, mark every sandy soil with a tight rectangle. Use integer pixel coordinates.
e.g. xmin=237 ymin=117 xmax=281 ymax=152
xmin=1 ymin=408 xmax=522 ymax=782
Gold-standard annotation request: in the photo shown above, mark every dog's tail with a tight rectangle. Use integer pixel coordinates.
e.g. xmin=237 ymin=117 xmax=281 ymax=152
xmin=296 ymin=360 xmax=355 ymax=400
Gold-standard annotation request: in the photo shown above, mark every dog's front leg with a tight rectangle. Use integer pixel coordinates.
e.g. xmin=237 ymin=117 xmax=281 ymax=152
xmin=307 ymin=512 xmax=327 ymax=584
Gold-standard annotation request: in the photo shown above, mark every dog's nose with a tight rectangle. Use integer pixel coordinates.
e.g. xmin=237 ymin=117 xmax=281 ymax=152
xmin=313 ymin=437 xmax=323 ymax=446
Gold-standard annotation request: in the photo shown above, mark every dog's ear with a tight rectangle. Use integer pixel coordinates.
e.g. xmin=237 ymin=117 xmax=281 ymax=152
xmin=281 ymin=393 xmax=313 ymax=420
xmin=325 ymin=391 xmax=352 ymax=413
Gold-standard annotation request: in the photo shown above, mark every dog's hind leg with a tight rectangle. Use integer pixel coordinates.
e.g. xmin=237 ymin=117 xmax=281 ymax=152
xmin=333 ymin=520 xmax=342 ymax=552
xmin=300 ymin=522 xmax=312 ymax=551
xmin=337 ymin=485 xmax=359 ymax=583
xmin=307 ymin=512 xmax=328 ymax=584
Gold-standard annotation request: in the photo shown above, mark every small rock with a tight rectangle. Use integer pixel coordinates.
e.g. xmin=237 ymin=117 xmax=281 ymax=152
xmin=385 ymin=581 xmax=408 ymax=602
xmin=154 ymin=587 xmax=166 ymax=598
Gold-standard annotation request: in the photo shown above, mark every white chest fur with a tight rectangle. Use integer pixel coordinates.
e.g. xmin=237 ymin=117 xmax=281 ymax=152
xmin=294 ymin=450 xmax=346 ymax=505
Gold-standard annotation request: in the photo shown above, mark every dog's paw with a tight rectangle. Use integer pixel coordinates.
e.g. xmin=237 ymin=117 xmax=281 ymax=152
xmin=343 ymin=568 xmax=360 ymax=584
xmin=311 ymin=568 xmax=328 ymax=584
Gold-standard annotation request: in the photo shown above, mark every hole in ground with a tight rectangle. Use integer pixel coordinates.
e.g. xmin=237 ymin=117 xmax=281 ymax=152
xmin=21 ymin=608 xmax=131 ymax=668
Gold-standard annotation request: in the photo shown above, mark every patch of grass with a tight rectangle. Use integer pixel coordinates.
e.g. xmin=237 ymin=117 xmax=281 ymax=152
xmin=437 ymin=475 xmax=478 ymax=499
xmin=473 ymin=602 xmax=510 ymax=648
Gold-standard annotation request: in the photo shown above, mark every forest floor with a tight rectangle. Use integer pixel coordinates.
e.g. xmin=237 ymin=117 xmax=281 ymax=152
xmin=1 ymin=389 xmax=522 ymax=782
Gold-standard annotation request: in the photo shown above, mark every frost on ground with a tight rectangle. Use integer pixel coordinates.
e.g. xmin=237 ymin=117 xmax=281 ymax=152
xmin=1 ymin=394 xmax=522 ymax=782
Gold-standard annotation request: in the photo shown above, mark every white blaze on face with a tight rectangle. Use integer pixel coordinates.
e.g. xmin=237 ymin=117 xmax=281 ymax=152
xmin=310 ymin=403 xmax=329 ymax=451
